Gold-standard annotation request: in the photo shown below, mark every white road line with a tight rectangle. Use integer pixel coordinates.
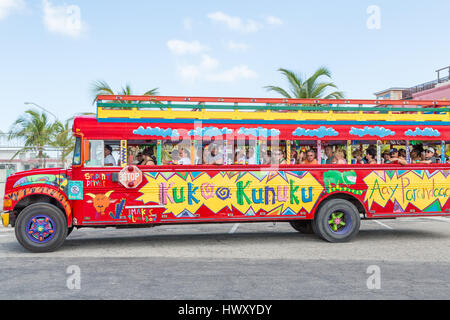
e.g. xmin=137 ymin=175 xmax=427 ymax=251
xmin=0 ymin=234 xmax=10 ymax=238
xmin=229 ymin=223 xmax=240 ymax=234
xmin=372 ymin=220 xmax=394 ymax=230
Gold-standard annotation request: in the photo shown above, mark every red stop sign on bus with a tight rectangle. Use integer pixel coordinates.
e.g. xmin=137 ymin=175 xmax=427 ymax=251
xmin=119 ymin=165 xmax=143 ymax=189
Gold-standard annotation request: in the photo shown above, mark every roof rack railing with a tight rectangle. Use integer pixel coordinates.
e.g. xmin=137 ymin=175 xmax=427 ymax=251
xmin=95 ymin=95 xmax=450 ymax=122
xmin=96 ymin=95 xmax=450 ymax=108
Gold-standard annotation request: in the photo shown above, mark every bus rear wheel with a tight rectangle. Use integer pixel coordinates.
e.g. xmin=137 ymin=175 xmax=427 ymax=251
xmin=289 ymin=220 xmax=314 ymax=234
xmin=15 ymin=203 xmax=68 ymax=253
xmin=314 ymin=199 xmax=360 ymax=243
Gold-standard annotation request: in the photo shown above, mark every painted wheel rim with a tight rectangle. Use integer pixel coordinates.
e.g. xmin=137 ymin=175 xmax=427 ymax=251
xmin=26 ymin=215 xmax=56 ymax=243
xmin=327 ymin=210 xmax=352 ymax=235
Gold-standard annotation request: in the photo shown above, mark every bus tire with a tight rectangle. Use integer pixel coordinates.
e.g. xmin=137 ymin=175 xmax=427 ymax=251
xmin=313 ymin=199 xmax=360 ymax=243
xmin=289 ymin=220 xmax=314 ymax=234
xmin=15 ymin=203 xmax=68 ymax=253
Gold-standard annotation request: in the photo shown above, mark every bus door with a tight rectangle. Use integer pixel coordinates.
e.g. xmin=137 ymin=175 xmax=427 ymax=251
xmin=79 ymin=139 xmax=147 ymax=225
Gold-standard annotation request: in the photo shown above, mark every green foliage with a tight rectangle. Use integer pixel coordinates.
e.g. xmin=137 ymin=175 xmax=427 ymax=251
xmin=265 ymin=67 xmax=345 ymax=99
xmin=51 ymin=118 xmax=75 ymax=165
xmin=90 ymin=80 xmax=160 ymax=107
xmin=8 ymin=110 xmax=59 ymax=165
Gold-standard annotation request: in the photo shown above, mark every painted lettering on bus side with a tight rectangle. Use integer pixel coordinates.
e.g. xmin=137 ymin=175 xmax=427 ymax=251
xmin=364 ymin=170 xmax=450 ymax=212
xmin=137 ymin=171 xmax=323 ymax=217
xmin=84 ymin=172 xmax=111 ymax=188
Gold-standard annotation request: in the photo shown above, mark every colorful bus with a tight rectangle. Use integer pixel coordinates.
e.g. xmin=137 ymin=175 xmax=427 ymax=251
xmin=2 ymin=95 xmax=450 ymax=252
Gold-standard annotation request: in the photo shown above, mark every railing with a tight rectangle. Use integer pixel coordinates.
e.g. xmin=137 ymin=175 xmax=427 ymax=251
xmin=95 ymin=95 xmax=450 ymax=123
xmin=96 ymin=95 xmax=450 ymax=109
xmin=403 ymin=66 xmax=450 ymax=99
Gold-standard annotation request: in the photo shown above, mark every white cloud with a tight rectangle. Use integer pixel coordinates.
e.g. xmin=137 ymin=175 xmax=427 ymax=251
xmin=0 ymin=0 xmax=25 ymax=20
xmin=206 ymin=65 xmax=257 ymax=83
xmin=207 ymin=11 xmax=263 ymax=33
xmin=224 ymin=40 xmax=250 ymax=52
xmin=175 ymin=53 xmax=256 ymax=83
xmin=42 ymin=0 xmax=86 ymax=38
xmin=266 ymin=16 xmax=283 ymax=25
xmin=178 ymin=64 xmax=201 ymax=82
xmin=177 ymin=54 xmax=219 ymax=82
xmin=167 ymin=40 xmax=209 ymax=55
xmin=199 ymin=54 xmax=219 ymax=70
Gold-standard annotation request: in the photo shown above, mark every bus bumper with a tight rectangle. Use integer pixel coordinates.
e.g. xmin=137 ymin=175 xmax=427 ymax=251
xmin=1 ymin=212 xmax=10 ymax=227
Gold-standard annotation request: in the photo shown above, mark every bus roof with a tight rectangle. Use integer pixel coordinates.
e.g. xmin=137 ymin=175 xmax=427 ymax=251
xmin=73 ymin=94 xmax=450 ymax=141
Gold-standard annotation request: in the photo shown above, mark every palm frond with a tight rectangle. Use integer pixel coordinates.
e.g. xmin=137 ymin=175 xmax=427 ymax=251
xmin=91 ymin=80 xmax=115 ymax=104
xmin=266 ymin=66 xmax=344 ymax=100
xmin=264 ymin=85 xmax=292 ymax=99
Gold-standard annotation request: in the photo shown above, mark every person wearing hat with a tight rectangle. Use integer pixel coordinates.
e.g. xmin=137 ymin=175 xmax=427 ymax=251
xmin=104 ymin=144 xmax=117 ymax=166
xmin=135 ymin=151 xmax=144 ymax=165
xmin=388 ymin=148 xmax=408 ymax=165
xmin=417 ymin=147 xmax=438 ymax=164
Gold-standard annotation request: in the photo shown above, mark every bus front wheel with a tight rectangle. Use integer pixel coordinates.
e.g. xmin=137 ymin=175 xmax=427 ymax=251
xmin=313 ymin=199 xmax=360 ymax=243
xmin=15 ymin=203 xmax=68 ymax=253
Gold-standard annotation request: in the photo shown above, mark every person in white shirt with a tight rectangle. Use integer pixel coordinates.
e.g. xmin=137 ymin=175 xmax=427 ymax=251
xmin=104 ymin=145 xmax=117 ymax=166
xmin=178 ymin=147 xmax=191 ymax=165
xmin=246 ymin=147 xmax=257 ymax=164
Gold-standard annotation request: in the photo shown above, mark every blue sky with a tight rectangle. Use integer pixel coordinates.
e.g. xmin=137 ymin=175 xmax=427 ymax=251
xmin=0 ymin=0 xmax=449 ymax=132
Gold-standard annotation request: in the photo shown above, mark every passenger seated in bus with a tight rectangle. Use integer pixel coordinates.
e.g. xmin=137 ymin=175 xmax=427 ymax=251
xmin=202 ymin=145 xmax=211 ymax=164
xmin=260 ymin=150 xmax=271 ymax=165
xmin=170 ymin=149 xmax=180 ymax=165
xmin=365 ymin=148 xmax=377 ymax=164
xmin=410 ymin=149 xmax=421 ymax=163
xmin=135 ymin=152 xmax=144 ymax=165
xmin=104 ymin=145 xmax=117 ymax=166
xmin=416 ymin=147 xmax=438 ymax=164
xmin=331 ymin=149 xmax=346 ymax=164
xmin=382 ymin=150 xmax=390 ymax=163
xmin=178 ymin=147 xmax=191 ymax=165
xmin=290 ymin=149 xmax=298 ymax=164
xmin=273 ymin=149 xmax=287 ymax=164
xmin=303 ymin=150 xmax=318 ymax=164
xmin=298 ymin=150 xmax=306 ymax=164
xmin=247 ymin=147 xmax=257 ymax=164
xmin=388 ymin=148 xmax=408 ymax=165
xmin=208 ymin=144 xmax=224 ymax=165
xmin=235 ymin=147 xmax=246 ymax=164
xmin=141 ymin=148 xmax=156 ymax=166
xmin=324 ymin=146 xmax=334 ymax=164
xmin=352 ymin=150 xmax=366 ymax=164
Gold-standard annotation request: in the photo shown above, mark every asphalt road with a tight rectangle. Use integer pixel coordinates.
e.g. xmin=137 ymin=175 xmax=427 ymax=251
xmin=1 ymin=217 xmax=450 ymax=300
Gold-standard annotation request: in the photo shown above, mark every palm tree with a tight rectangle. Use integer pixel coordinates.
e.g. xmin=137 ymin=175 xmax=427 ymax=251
xmin=91 ymin=80 xmax=160 ymax=107
xmin=9 ymin=110 xmax=59 ymax=168
xmin=265 ymin=67 xmax=344 ymax=100
xmin=51 ymin=118 xmax=75 ymax=167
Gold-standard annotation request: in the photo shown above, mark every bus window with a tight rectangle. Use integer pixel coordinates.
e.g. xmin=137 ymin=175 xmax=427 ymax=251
xmin=85 ymin=140 xmax=104 ymax=167
xmin=203 ymin=142 xmax=224 ymax=165
xmin=72 ymin=137 xmax=81 ymax=166
xmin=104 ymin=141 xmax=120 ymax=166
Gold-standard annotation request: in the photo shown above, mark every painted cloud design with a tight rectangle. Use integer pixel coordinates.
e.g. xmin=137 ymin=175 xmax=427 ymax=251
xmin=349 ymin=126 xmax=395 ymax=138
xmin=404 ymin=127 xmax=441 ymax=137
xmin=188 ymin=127 xmax=233 ymax=137
xmin=292 ymin=126 xmax=338 ymax=138
xmin=238 ymin=127 xmax=281 ymax=137
xmin=133 ymin=126 xmax=180 ymax=137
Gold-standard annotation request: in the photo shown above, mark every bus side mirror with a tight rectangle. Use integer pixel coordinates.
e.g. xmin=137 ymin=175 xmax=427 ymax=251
xmin=83 ymin=140 xmax=90 ymax=163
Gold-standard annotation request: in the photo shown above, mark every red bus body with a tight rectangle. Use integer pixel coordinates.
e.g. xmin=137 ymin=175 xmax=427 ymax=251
xmin=2 ymin=96 xmax=450 ymax=250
